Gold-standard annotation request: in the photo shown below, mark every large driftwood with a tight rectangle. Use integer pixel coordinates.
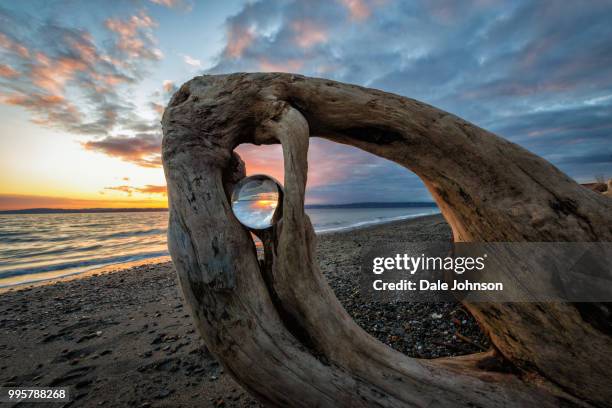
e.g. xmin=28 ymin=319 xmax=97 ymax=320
xmin=162 ymin=73 xmax=612 ymax=407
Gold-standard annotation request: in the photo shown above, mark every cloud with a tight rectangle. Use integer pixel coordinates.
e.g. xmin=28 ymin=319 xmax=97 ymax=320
xmin=150 ymin=102 xmax=164 ymax=115
xmin=162 ymin=80 xmax=177 ymax=93
xmin=225 ymin=23 xmax=255 ymax=58
xmin=291 ymin=20 xmax=328 ymax=48
xmin=137 ymin=185 xmax=167 ymax=194
xmin=0 ymin=7 xmax=170 ymax=168
xmin=104 ymin=185 xmax=135 ymax=196
xmin=0 ymin=6 xmax=167 ymax=167
xmin=82 ymin=133 xmax=162 ymax=167
xmin=104 ymin=11 xmax=163 ymax=61
xmin=103 ymin=184 xmax=167 ymax=196
xmin=148 ymin=0 xmax=191 ymax=10
xmin=208 ymin=0 xmax=612 ymax=202
xmin=0 ymin=33 xmax=29 ymax=58
xmin=0 ymin=63 xmax=18 ymax=78
xmin=146 ymin=80 xmax=178 ymax=117
xmin=182 ymin=54 xmax=201 ymax=67
xmin=338 ymin=0 xmax=371 ymax=21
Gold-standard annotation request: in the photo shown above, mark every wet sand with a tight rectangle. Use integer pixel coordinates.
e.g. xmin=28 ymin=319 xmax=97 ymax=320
xmin=0 ymin=214 xmax=488 ymax=407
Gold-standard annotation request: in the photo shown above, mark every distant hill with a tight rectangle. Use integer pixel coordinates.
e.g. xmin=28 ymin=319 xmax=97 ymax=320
xmin=0 ymin=202 xmax=437 ymax=215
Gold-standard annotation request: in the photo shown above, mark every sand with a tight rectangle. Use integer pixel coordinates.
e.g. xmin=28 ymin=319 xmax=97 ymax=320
xmin=0 ymin=214 xmax=488 ymax=407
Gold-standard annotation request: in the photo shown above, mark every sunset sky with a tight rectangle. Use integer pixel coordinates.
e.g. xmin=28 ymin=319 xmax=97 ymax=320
xmin=0 ymin=0 xmax=611 ymax=210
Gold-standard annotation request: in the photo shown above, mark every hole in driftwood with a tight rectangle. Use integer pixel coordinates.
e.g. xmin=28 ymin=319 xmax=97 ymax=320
xmin=305 ymin=139 xmax=491 ymax=359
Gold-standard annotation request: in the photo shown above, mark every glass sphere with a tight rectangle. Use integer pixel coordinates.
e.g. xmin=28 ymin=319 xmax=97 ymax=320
xmin=231 ymin=175 xmax=282 ymax=230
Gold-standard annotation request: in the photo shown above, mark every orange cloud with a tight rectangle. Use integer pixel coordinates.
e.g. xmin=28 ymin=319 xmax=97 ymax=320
xmin=104 ymin=184 xmax=167 ymax=196
xmin=292 ymin=20 xmax=328 ymax=48
xmin=30 ymin=55 xmax=88 ymax=94
xmin=0 ymin=64 xmax=18 ymax=78
xmin=0 ymin=10 xmax=165 ymax=166
xmin=0 ymin=33 xmax=30 ymax=58
xmin=3 ymin=93 xmax=64 ymax=106
xmin=70 ymin=37 xmax=97 ymax=64
xmin=137 ymin=185 xmax=167 ymax=194
xmin=150 ymin=102 xmax=164 ymax=115
xmin=225 ymin=24 xmax=254 ymax=58
xmin=339 ymin=0 xmax=371 ymax=21
xmin=259 ymin=58 xmax=304 ymax=73
xmin=91 ymin=72 xmax=128 ymax=87
xmin=105 ymin=11 xmax=162 ymax=60
xmin=104 ymin=185 xmax=135 ymax=196
xmin=162 ymin=80 xmax=175 ymax=92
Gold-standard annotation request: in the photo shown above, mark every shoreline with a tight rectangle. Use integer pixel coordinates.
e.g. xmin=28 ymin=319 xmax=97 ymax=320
xmin=0 ymin=256 xmax=172 ymax=294
xmin=1 ymin=213 xmax=441 ymax=293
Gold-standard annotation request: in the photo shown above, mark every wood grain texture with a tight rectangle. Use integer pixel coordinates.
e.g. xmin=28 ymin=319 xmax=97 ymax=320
xmin=162 ymin=73 xmax=612 ymax=407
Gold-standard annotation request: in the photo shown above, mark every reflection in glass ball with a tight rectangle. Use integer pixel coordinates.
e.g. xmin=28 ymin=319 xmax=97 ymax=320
xmin=231 ymin=175 xmax=282 ymax=230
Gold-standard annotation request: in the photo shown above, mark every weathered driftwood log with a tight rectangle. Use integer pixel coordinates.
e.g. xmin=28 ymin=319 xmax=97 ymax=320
xmin=162 ymin=73 xmax=612 ymax=407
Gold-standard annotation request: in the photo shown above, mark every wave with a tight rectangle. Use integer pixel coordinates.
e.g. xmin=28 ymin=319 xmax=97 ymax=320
xmin=0 ymin=250 xmax=169 ymax=279
xmin=103 ymin=228 xmax=167 ymax=239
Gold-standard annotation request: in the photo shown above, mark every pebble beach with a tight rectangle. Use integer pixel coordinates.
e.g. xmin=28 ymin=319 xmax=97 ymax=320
xmin=0 ymin=214 xmax=489 ymax=407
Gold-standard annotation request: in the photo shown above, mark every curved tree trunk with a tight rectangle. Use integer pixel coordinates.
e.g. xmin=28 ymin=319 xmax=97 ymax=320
xmin=161 ymin=73 xmax=612 ymax=407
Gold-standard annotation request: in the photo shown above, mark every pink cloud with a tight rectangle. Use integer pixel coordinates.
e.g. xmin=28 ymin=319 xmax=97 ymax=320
xmin=292 ymin=20 xmax=328 ymax=48
xmin=105 ymin=11 xmax=162 ymax=60
xmin=0 ymin=11 xmax=166 ymax=144
xmin=4 ymin=93 xmax=63 ymax=106
xmin=225 ymin=24 xmax=254 ymax=58
xmin=0 ymin=33 xmax=30 ymax=58
xmin=150 ymin=102 xmax=164 ymax=115
xmin=0 ymin=64 xmax=18 ymax=78
xmin=338 ymin=0 xmax=371 ymax=21
xmin=82 ymin=133 xmax=162 ymax=168
xmin=104 ymin=184 xmax=167 ymax=196
xmin=30 ymin=55 xmax=88 ymax=95
xmin=162 ymin=80 xmax=175 ymax=93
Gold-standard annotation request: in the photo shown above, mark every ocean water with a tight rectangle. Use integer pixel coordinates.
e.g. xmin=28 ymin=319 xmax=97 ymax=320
xmin=0 ymin=206 xmax=438 ymax=288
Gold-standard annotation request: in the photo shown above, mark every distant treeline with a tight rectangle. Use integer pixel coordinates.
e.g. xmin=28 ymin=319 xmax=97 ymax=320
xmin=0 ymin=202 xmax=437 ymax=215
